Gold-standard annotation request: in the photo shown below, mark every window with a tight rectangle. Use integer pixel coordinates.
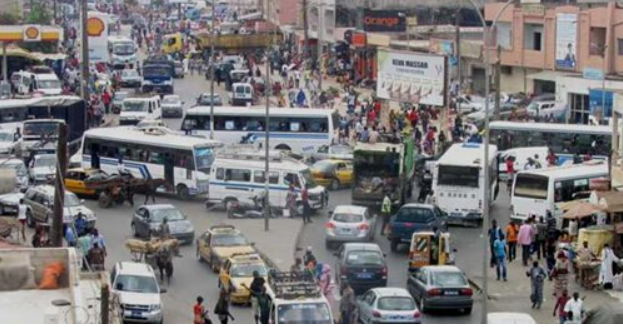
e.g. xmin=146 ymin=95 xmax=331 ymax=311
xmin=226 ymin=168 xmax=251 ymax=182
xmin=284 ymin=173 xmax=301 ymax=188
xmin=253 ymin=171 xmax=279 ymax=184
xmin=618 ymin=39 xmax=623 ymax=56
xmin=590 ymin=27 xmax=606 ymax=56
xmin=496 ymin=22 xmax=512 ymax=50
xmin=514 ymin=174 xmax=548 ymax=200
xmin=524 ymin=23 xmax=543 ymax=51
xmin=437 ymin=165 xmax=479 ymax=188
xmin=216 ymin=168 xmax=224 ymax=180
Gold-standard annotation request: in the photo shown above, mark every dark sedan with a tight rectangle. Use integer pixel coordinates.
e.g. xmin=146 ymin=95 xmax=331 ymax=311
xmin=407 ymin=266 xmax=473 ymax=314
xmin=335 ymin=243 xmax=388 ymax=295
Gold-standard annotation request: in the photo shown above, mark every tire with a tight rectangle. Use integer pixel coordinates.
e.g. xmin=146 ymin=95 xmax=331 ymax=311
xmin=26 ymin=209 xmax=35 ymax=228
xmin=223 ymin=198 xmax=237 ymax=211
xmin=390 ymin=239 xmax=399 ymax=252
xmin=98 ymin=192 xmax=112 ymax=208
xmin=275 ymin=144 xmax=291 ymax=151
xmin=325 ymin=240 xmax=332 ymax=249
xmin=330 ymin=179 xmax=340 ymax=191
xmin=176 ymin=184 xmax=190 ymax=200
xmin=420 ymin=297 xmax=428 ymax=314
xmin=463 ymin=306 xmax=473 ymax=315
xmin=196 ymin=246 xmax=203 ymax=262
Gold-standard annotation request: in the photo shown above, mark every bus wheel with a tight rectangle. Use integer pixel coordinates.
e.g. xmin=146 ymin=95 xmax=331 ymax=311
xmin=176 ymin=184 xmax=190 ymax=200
xmin=275 ymin=144 xmax=291 ymax=151
xmin=330 ymin=179 xmax=340 ymax=190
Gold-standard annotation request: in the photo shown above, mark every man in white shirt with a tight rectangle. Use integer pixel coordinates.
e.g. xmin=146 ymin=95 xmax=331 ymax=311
xmin=564 ymin=292 xmax=584 ymax=324
xmin=17 ymin=198 xmax=26 ymax=242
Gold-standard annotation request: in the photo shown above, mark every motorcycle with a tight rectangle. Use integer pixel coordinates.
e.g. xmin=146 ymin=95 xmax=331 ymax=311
xmin=227 ymin=193 xmax=275 ymax=219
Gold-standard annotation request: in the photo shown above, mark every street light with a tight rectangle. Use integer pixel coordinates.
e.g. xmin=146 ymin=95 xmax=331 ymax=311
xmin=463 ymin=0 xmax=518 ymax=323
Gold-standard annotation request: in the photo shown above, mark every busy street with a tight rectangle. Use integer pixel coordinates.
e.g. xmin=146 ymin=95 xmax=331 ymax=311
xmin=1 ymin=0 xmax=623 ymax=325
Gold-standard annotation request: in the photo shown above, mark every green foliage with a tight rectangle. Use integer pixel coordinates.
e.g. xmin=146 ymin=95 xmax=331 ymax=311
xmin=0 ymin=11 xmax=20 ymax=25
xmin=26 ymin=1 xmax=52 ymax=25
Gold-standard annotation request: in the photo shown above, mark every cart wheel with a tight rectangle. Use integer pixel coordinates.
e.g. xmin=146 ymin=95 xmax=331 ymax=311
xmin=98 ymin=192 xmax=112 ymax=208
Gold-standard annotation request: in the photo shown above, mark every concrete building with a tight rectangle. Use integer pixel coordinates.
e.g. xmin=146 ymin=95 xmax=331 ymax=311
xmin=262 ymin=0 xmax=302 ymax=27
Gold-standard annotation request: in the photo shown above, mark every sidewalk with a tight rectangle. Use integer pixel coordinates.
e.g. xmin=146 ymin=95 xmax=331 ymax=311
xmin=470 ymin=256 xmax=622 ymax=323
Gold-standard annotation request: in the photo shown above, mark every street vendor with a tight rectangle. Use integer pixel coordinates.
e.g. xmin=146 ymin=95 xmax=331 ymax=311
xmin=576 ymin=241 xmax=596 ymax=288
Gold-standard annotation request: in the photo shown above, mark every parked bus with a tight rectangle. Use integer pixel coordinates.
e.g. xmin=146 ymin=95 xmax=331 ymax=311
xmin=76 ymin=127 xmax=223 ymax=199
xmin=510 ymin=160 xmax=608 ymax=222
xmin=432 ymin=143 xmax=499 ymax=226
xmin=490 ymin=121 xmax=611 ymax=163
xmin=181 ymin=106 xmax=339 ymax=154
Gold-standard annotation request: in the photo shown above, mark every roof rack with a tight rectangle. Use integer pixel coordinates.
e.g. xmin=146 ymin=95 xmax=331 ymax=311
xmin=209 ymin=224 xmax=237 ymax=231
xmin=216 ymin=145 xmax=299 ymax=164
xmin=268 ymin=271 xmax=321 ymax=300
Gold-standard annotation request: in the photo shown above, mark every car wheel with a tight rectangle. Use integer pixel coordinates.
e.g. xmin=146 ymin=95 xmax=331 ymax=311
xmin=330 ymin=179 xmax=340 ymax=191
xmin=420 ymin=297 xmax=428 ymax=313
xmin=176 ymin=184 xmax=190 ymax=200
xmin=463 ymin=306 xmax=472 ymax=315
xmin=210 ymin=258 xmax=219 ymax=272
xmin=390 ymin=239 xmax=399 ymax=252
xmin=26 ymin=209 xmax=35 ymax=228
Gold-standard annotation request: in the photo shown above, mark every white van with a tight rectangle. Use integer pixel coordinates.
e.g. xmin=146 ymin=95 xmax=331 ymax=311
xmin=206 ymin=146 xmax=327 ymax=211
xmin=111 ymin=261 xmax=165 ymax=324
xmin=230 ymin=82 xmax=254 ymax=106
xmin=13 ymin=71 xmax=62 ymax=96
xmin=510 ymin=160 xmax=608 ymax=221
xmin=119 ymin=96 xmax=162 ymax=126
xmin=498 ymin=146 xmax=549 ymax=180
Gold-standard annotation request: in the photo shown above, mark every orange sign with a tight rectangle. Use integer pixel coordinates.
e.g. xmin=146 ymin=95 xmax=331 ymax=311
xmin=86 ymin=17 xmax=105 ymax=37
xmin=23 ymin=25 xmax=41 ymax=42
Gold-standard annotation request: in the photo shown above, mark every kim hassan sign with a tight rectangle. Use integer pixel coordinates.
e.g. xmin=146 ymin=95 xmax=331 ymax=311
xmin=376 ymin=49 xmax=447 ymax=106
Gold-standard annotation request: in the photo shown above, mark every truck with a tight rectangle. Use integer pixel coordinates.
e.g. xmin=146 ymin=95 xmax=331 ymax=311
xmin=352 ymin=136 xmax=415 ymax=208
xmin=0 ymin=247 xmax=116 ymax=324
xmin=162 ymin=32 xmax=281 ymax=55
xmin=141 ymin=56 xmax=174 ymax=95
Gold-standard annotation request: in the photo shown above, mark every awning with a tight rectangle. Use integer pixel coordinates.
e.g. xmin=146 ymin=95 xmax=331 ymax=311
xmin=594 ymin=191 xmax=623 ymax=213
xmin=527 ymin=70 xmax=567 ymax=83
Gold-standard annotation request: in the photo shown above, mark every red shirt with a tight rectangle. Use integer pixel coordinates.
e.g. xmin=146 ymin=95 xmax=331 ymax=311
xmin=555 ymin=295 xmax=570 ymax=317
xmin=193 ymin=304 xmax=205 ymax=324
xmin=101 ymin=92 xmax=111 ymax=104
xmin=506 ymin=159 xmax=515 ymax=175
xmin=301 ymin=188 xmax=309 ymax=202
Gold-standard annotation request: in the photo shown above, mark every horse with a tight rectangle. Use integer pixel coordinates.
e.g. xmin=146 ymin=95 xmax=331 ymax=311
xmin=155 ymin=245 xmax=174 ymax=284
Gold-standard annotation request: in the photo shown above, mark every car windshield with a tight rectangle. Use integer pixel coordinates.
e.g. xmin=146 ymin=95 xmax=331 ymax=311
xmin=199 ymin=95 xmax=221 ymax=105
xmin=64 ymin=193 xmax=81 ymax=207
xmin=115 ymin=275 xmax=159 ymax=294
xmin=346 ymin=250 xmax=384 ymax=265
xmin=194 ymin=146 xmax=215 ymax=174
xmin=277 ymin=303 xmax=332 ymax=324
xmin=114 ymin=44 xmax=135 ymax=55
xmin=312 ymin=161 xmax=335 ymax=173
xmin=123 ymin=101 xmax=147 ymax=112
xmin=330 ymin=146 xmax=353 ymax=155
xmin=0 ymin=162 xmax=27 ymax=175
xmin=38 ymin=80 xmax=60 ymax=89
xmin=34 ymin=157 xmax=56 ymax=167
xmin=23 ymin=122 xmax=59 ymax=137
xmin=333 ymin=213 xmax=363 ymax=223
xmin=230 ymin=263 xmax=267 ymax=277
xmin=212 ymin=233 xmax=249 ymax=247
xmin=431 ymin=271 xmax=468 ymax=287
xmin=377 ymin=296 xmax=416 ymax=311
xmin=300 ymin=169 xmax=317 ymax=188
xmin=163 ymin=97 xmax=180 ymax=104
xmin=0 ymin=132 xmax=13 ymax=142
xmin=151 ymin=208 xmax=185 ymax=222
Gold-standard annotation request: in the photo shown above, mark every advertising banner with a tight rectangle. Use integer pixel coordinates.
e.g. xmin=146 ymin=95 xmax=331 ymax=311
xmin=376 ymin=50 xmax=446 ymax=106
xmin=87 ymin=11 xmax=109 ymax=63
xmin=363 ymin=10 xmax=406 ymax=33
xmin=555 ymin=13 xmax=577 ymax=69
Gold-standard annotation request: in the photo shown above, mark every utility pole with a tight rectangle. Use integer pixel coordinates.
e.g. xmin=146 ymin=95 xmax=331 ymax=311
xmin=302 ymin=0 xmax=310 ymax=66
xmin=316 ymin=1 xmax=323 ymax=91
xmin=51 ymin=123 xmax=68 ymax=247
xmin=264 ymin=0 xmax=272 ymax=232
xmin=2 ymin=42 xmax=7 ymax=83
xmin=494 ymin=45 xmax=501 ymax=120
xmin=209 ymin=1 xmax=216 ymax=139
xmin=80 ymin=0 xmax=89 ymax=100
xmin=100 ymin=283 xmax=110 ymax=324
xmin=455 ymin=12 xmax=462 ymax=91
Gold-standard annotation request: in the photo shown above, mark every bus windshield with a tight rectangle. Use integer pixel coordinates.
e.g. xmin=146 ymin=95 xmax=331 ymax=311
xmin=23 ymin=121 xmax=59 ymax=137
xmin=514 ymin=174 xmax=548 ymax=200
xmin=194 ymin=146 xmax=215 ymax=173
xmin=123 ymin=101 xmax=147 ymax=112
xmin=437 ymin=165 xmax=479 ymax=188
xmin=113 ymin=44 xmax=135 ymax=55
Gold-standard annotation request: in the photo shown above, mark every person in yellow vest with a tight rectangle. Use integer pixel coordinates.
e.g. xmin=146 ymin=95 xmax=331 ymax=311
xmin=381 ymin=193 xmax=392 ymax=235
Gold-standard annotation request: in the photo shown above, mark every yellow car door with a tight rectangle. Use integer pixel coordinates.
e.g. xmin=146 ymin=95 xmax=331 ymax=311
xmin=336 ymin=162 xmax=353 ymax=186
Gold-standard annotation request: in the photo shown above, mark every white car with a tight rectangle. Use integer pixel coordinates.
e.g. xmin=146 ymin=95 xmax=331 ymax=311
xmin=111 ymin=261 xmax=165 ymax=324
xmin=357 ymin=287 xmax=421 ymax=324
xmin=161 ymin=95 xmax=184 ymax=118
xmin=0 ymin=130 xmax=17 ymax=155
xmin=29 ymin=154 xmax=56 ymax=184
xmin=120 ymin=69 xmax=142 ymax=88
xmin=325 ymin=205 xmax=376 ymax=248
xmin=455 ymin=95 xmax=484 ymax=114
xmin=0 ymin=158 xmax=29 ymax=191
xmin=0 ymin=192 xmax=23 ymax=215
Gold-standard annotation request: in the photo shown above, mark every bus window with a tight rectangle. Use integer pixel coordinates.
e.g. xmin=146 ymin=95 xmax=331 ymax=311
xmin=226 ymin=169 xmax=250 ymax=182
xmin=285 ymin=173 xmax=301 ymax=188
xmin=514 ymin=174 xmax=548 ymax=200
xmin=216 ymin=168 xmax=224 ymax=180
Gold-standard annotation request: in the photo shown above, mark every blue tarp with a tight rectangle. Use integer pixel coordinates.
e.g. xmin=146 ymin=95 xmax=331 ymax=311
xmin=589 ymin=89 xmax=613 ymax=118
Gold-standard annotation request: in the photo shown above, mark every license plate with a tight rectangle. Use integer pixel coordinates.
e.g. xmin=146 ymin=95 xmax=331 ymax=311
xmin=390 ymin=315 xmax=406 ymax=320
xmin=357 ymin=272 xmax=373 ymax=279
xmin=444 ymin=290 xmax=459 ymax=296
xmin=339 ymin=228 xmax=352 ymax=234
xmin=131 ymin=311 xmax=142 ymax=317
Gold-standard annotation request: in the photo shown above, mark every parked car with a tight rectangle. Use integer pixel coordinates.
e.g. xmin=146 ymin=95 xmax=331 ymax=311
xmin=0 ymin=192 xmax=23 ymax=215
xmin=195 ymin=93 xmax=223 ymax=107
xmin=112 ymin=91 xmax=129 ymax=114
xmin=388 ymin=203 xmax=447 ymax=252
xmin=466 ymin=103 xmax=527 ymax=125
xmin=0 ymin=130 xmax=17 ymax=155
xmin=28 ymin=154 xmax=57 ymax=184
xmin=196 ymin=225 xmax=256 ymax=271
xmin=131 ymin=204 xmax=195 ymax=244
xmin=161 ymin=95 xmax=184 ymax=118
xmin=455 ymin=95 xmax=484 ymax=114
xmin=335 ymin=243 xmax=388 ymax=294
xmin=111 ymin=261 xmax=165 ymax=324
xmin=120 ymin=69 xmax=141 ymax=88
xmin=407 ymin=266 xmax=473 ymax=314
xmin=357 ymin=287 xmax=421 ymax=324
xmin=23 ymin=185 xmax=97 ymax=228
xmin=325 ymin=205 xmax=376 ymax=248
xmin=311 ymin=159 xmax=353 ymax=190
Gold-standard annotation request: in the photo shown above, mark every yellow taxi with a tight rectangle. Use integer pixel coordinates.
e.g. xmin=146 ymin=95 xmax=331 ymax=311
xmin=65 ymin=168 xmax=110 ymax=197
xmin=219 ymin=253 xmax=269 ymax=304
xmin=196 ymin=225 xmax=256 ymax=272
xmin=310 ymin=159 xmax=353 ymax=190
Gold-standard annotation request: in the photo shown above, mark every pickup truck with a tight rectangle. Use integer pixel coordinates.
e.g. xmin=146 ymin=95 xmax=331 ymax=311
xmin=387 ymin=203 xmax=447 ymax=252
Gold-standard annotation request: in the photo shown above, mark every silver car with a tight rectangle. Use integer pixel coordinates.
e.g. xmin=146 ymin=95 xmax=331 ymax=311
xmin=161 ymin=95 xmax=184 ymax=118
xmin=407 ymin=266 xmax=473 ymax=314
xmin=131 ymin=204 xmax=195 ymax=244
xmin=325 ymin=205 xmax=376 ymax=248
xmin=357 ymin=287 xmax=421 ymax=324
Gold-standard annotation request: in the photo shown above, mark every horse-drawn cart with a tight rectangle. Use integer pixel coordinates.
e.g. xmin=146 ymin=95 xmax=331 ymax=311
xmin=84 ymin=175 xmax=165 ymax=209
xmin=124 ymin=238 xmax=179 ymax=283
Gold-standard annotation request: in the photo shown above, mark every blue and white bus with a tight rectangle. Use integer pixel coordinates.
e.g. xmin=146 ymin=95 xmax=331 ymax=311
xmin=181 ymin=106 xmax=339 ymax=155
xmin=76 ymin=127 xmax=222 ymax=199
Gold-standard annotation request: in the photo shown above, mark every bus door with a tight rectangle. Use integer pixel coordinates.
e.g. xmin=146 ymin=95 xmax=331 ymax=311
xmin=164 ymin=153 xmax=174 ymax=191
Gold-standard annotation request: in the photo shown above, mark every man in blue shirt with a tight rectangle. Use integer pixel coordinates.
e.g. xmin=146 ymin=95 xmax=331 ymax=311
xmin=494 ymin=234 xmax=507 ymax=281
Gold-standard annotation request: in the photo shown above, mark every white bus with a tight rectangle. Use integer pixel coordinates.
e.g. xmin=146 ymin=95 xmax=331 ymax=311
xmin=510 ymin=160 xmax=609 ymax=221
xmin=432 ymin=143 xmax=499 ymax=225
xmin=490 ymin=121 xmax=611 ymax=163
xmin=181 ymin=106 xmax=339 ymax=154
xmin=76 ymin=127 xmax=223 ymax=198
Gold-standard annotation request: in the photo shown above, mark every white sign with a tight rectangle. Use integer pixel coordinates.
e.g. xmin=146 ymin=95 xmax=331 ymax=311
xmin=376 ymin=50 xmax=446 ymax=106
xmin=555 ymin=13 xmax=577 ymax=69
xmin=86 ymin=11 xmax=109 ymax=63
